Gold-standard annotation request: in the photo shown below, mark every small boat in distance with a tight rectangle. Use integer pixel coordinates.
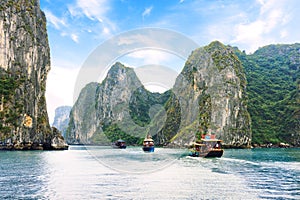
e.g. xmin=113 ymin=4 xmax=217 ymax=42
xmin=189 ymin=134 xmax=223 ymax=158
xmin=142 ymin=134 xmax=154 ymax=152
xmin=112 ymin=139 xmax=126 ymax=149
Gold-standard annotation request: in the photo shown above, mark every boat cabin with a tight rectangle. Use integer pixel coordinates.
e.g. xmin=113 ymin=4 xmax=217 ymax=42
xmin=189 ymin=134 xmax=223 ymax=158
xmin=142 ymin=135 xmax=154 ymax=152
xmin=113 ymin=139 xmax=126 ymax=149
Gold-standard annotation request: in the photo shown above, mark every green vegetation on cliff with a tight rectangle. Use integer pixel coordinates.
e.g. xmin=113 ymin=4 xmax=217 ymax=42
xmin=235 ymin=44 xmax=300 ymax=145
xmin=129 ymin=88 xmax=171 ymax=127
xmin=0 ymin=0 xmax=67 ymax=150
xmin=101 ymin=124 xmax=142 ymax=145
xmin=0 ymin=69 xmax=25 ymax=139
xmin=67 ymin=42 xmax=299 ymax=147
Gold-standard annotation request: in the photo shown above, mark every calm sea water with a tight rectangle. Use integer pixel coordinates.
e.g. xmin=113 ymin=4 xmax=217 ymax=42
xmin=0 ymin=146 xmax=299 ymax=200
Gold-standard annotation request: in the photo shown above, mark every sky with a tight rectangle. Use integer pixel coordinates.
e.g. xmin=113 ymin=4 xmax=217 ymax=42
xmin=40 ymin=0 xmax=300 ymax=124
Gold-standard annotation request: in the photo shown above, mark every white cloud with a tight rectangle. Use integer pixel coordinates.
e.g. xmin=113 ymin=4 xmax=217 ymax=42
xmin=142 ymin=6 xmax=153 ymax=18
xmin=44 ymin=10 xmax=67 ymax=30
xmin=264 ymin=10 xmax=284 ymax=33
xmin=46 ymin=0 xmax=116 ymax=44
xmin=134 ymin=65 xmax=179 ymax=93
xmin=280 ymin=30 xmax=288 ymax=38
xmin=117 ymin=33 xmax=164 ymax=48
xmin=67 ymin=0 xmax=116 ymax=34
xmin=231 ymin=0 xmax=296 ymax=53
xmin=102 ymin=26 xmax=110 ymax=35
xmin=126 ymin=50 xmax=172 ymax=65
xmin=75 ymin=0 xmax=108 ymax=22
xmin=232 ymin=20 xmax=265 ymax=52
xmin=162 ymin=0 xmax=298 ymax=53
xmin=71 ymin=33 xmax=79 ymax=43
xmin=46 ymin=66 xmax=80 ymax=124
xmin=118 ymin=49 xmax=185 ymax=73
xmin=257 ymin=0 xmax=281 ymax=15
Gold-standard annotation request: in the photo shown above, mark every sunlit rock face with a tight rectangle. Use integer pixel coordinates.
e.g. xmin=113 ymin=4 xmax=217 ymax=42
xmin=67 ymin=62 xmax=170 ymax=145
xmin=67 ymin=42 xmax=251 ymax=148
xmin=0 ymin=0 xmax=66 ymax=150
xmin=163 ymin=41 xmax=251 ymax=148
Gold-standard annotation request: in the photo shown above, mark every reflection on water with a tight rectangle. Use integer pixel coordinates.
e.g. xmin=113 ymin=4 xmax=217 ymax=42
xmin=85 ymin=146 xmax=189 ymax=173
xmin=0 ymin=146 xmax=299 ymax=200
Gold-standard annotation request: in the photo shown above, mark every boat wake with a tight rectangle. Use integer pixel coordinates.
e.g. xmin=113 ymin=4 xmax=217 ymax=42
xmin=84 ymin=146 xmax=187 ymax=174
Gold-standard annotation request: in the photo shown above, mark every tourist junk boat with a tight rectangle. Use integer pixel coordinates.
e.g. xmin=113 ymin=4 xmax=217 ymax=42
xmin=189 ymin=134 xmax=223 ymax=158
xmin=112 ymin=139 xmax=126 ymax=149
xmin=142 ymin=134 xmax=154 ymax=152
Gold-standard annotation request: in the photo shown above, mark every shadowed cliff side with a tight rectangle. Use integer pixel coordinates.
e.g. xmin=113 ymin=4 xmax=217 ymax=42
xmin=235 ymin=44 xmax=300 ymax=147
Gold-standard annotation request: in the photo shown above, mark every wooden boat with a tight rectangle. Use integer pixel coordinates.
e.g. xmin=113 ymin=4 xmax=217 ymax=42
xmin=142 ymin=135 xmax=154 ymax=152
xmin=112 ymin=139 xmax=126 ymax=149
xmin=189 ymin=134 xmax=223 ymax=158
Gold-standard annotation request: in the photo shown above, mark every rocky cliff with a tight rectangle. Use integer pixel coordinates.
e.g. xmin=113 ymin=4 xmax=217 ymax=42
xmin=67 ymin=43 xmax=252 ymax=148
xmin=235 ymin=44 xmax=300 ymax=146
xmin=67 ymin=82 xmax=99 ymax=144
xmin=68 ymin=42 xmax=298 ymax=148
xmin=0 ymin=0 xmax=67 ymax=150
xmin=160 ymin=41 xmax=251 ymax=148
xmin=67 ymin=62 xmax=170 ymax=145
xmin=52 ymin=106 xmax=72 ymax=137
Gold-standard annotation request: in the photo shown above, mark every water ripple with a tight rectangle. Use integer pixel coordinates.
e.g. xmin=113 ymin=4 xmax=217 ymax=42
xmin=0 ymin=147 xmax=299 ymax=199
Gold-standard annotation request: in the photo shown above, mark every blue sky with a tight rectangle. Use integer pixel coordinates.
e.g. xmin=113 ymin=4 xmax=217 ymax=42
xmin=41 ymin=0 xmax=300 ymax=123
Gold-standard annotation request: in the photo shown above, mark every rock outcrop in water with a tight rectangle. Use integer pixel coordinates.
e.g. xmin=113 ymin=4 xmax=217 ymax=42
xmin=67 ymin=42 xmax=252 ymax=148
xmin=0 ymin=0 xmax=67 ymax=150
xmin=160 ymin=41 xmax=251 ymax=148
xmin=67 ymin=62 xmax=170 ymax=145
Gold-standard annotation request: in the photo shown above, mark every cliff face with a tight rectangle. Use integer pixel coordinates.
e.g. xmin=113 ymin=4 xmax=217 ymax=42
xmin=0 ymin=0 xmax=67 ymax=150
xmin=67 ymin=62 xmax=170 ymax=145
xmin=163 ymin=41 xmax=251 ymax=148
xmin=68 ymin=43 xmax=251 ymax=147
xmin=67 ymin=82 xmax=98 ymax=144
xmin=235 ymin=44 xmax=300 ymax=146
xmin=67 ymin=63 xmax=143 ymax=144
xmin=52 ymin=106 xmax=72 ymax=137
xmin=95 ymin=62 xmax=143 ymax=128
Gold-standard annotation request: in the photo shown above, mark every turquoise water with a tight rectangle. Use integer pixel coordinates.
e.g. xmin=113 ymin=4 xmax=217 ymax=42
xmin=0 ymin=146 xmax=299 ymax=199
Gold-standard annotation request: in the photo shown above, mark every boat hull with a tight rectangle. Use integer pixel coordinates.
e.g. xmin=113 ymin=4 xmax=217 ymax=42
xmin=142 ymin=146 xmax=154 ymax=152
xmin=112 ymin=140 xmax=126 ymax=149
xmin=189 ymin=149 xmax=223 ymax=158
xmin=112 ymin=145 xmax=126 ymax=149
xmin=204 ymin=149 xmax=223 ymax=158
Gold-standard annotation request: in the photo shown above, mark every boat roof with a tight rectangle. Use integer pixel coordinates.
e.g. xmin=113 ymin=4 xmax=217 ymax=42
xmin=144 ymin=138 xmax=154 ymax=142
xmin=201 ymin=139 xmax=222 ymax=142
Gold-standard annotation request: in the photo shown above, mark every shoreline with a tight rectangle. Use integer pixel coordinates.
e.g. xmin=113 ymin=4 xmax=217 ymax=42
xmin=0 ymin=143 xmax=69 ymax=151
xmin=1 ymin=142 xmax=298 ymax=151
